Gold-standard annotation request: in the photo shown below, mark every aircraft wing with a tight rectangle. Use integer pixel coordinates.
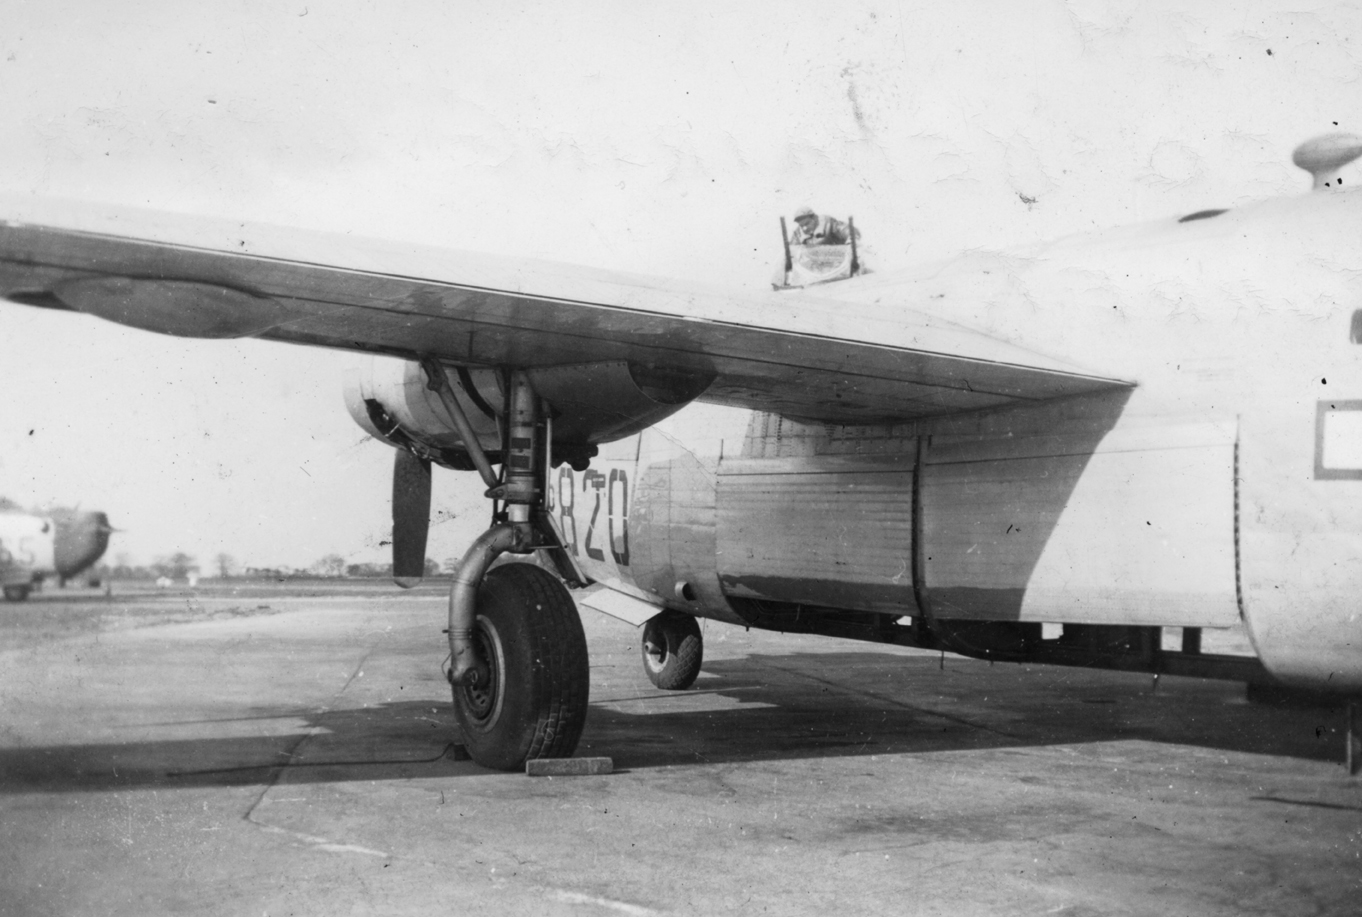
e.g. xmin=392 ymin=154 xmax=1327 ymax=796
xmin=0 ymin=200 xmax=1131 ymax=424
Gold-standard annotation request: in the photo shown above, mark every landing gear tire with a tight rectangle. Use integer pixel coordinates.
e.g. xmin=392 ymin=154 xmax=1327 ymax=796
xmin=451 ymin=562 xmax=590 ymax=771
xmin=642 ymin=611 xmax=703 ymax=690
xmin=3 ymin=585 xmax=31 ymax=602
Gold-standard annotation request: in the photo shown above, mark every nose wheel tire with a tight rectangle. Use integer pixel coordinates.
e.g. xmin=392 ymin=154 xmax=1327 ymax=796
xmin=3 ymin=585 xmax=31 ymax=601
xmin=451 ymin=562 xmax=590 ymax=771
xmin=641 ymin=611 xmax=703 ymax=690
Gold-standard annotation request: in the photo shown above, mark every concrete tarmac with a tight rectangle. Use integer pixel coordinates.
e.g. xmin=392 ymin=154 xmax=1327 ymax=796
xmin=1 ymin=581 xmax=1358 ymax=916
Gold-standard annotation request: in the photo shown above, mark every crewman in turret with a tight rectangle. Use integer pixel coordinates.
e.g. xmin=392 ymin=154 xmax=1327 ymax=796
xmin=788 ymin=206 xmax=859 ymax=246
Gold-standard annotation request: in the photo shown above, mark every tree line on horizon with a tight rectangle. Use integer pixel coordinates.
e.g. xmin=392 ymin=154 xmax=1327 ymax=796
xmin=6 ymin=497 xmax=456 ymax=582
xmin=100 ymin=552 xmax=451 ymax=581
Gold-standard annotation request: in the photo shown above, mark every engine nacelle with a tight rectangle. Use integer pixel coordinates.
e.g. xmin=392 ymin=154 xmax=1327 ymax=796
xmin=49 ymin=509 xmax=113 ymax=579
xmin=344 ymin=358 xmax=712 ymax=471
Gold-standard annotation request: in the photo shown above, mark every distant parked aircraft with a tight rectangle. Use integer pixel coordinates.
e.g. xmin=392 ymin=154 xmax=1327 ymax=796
xmin=0 ymin=507 xmax=113 ymax=600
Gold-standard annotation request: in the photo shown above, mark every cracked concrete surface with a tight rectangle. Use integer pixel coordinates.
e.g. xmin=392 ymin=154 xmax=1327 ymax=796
xmin=1 ymin=581 xmax=1358 ymax=916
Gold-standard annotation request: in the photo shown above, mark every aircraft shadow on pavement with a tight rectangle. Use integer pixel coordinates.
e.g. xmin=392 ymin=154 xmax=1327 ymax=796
xmin=587 ymin=651 xmax=1350 ymax=771
xmin=0 ymin=649 xmax=1348 ymax=794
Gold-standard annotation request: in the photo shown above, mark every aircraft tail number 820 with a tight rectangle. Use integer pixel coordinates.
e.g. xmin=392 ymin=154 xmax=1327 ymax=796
xmin=549 ymin=464 xmax=630 ymax=568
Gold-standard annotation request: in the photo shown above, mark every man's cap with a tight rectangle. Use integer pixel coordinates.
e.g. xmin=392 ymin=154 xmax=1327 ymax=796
xmin=794 ymin=206 xmax=816 ymax=220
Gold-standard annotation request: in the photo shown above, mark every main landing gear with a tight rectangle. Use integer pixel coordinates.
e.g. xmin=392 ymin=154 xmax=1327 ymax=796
xmin=422 ymin=359 xmax=590 ymax=771
xmin=452 ymin=561 xmax=589 ymax=769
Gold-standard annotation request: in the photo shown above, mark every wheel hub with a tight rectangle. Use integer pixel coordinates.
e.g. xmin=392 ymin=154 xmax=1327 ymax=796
xmin=459 ymin=627 xmax=499 ymax=722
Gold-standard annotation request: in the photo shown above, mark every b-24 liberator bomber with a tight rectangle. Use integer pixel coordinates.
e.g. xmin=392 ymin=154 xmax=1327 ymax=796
xmin=1 ymin=135 xmax=1360 ymax=770
xmin=0 ymin=505 xmax=113 ymax=601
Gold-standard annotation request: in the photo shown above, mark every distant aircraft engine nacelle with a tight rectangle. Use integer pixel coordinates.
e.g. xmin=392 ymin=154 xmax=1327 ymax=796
xmin=48 ymin=509 xmax=113 ymax=579
xmin=344 ymin=357 xmax=712 ymax=471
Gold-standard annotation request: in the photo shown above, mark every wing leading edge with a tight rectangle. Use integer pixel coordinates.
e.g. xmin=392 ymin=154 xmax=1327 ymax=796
xmin=0 ymin=201 xmax=1131 ymax=424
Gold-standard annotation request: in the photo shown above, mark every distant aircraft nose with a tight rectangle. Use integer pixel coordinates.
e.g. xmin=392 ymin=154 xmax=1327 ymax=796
xmin=53 ymin=510 xmax=113 ymax=579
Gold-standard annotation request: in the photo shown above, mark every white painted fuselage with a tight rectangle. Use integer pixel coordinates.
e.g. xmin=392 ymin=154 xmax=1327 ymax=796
xmin=539 ymin=190 xmax=1362 ymax=693
xmin=0 ymin=512 xmax=56 ymax=590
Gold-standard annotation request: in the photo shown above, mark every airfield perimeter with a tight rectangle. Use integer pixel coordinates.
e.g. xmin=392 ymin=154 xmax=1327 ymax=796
xmin=1 ymin=580 xmax=1357 ymax=916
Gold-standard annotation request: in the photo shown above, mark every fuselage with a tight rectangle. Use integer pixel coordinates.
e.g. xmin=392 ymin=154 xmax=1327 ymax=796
xmin=0 ymin=512 xmax=55 ymax=588
xmin=542 ymin=189 xmax=1362 ymax=694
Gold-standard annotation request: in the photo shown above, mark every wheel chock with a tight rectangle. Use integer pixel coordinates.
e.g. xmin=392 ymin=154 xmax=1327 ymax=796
xmin=525 ymin=756 xmax=613 ymax=777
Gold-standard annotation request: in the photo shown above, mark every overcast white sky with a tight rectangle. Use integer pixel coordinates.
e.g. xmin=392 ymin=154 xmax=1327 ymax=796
xmin=0 ymin=1 xmax=1357 ymax=570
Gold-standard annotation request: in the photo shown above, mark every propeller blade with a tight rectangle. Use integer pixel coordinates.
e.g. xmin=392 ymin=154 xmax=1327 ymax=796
xmin=391 ymin=449 xmax=432 ymax=588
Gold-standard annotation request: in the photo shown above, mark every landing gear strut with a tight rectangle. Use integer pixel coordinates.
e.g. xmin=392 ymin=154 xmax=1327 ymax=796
xmin=424 ymin=359 xmax=589 ymax=770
